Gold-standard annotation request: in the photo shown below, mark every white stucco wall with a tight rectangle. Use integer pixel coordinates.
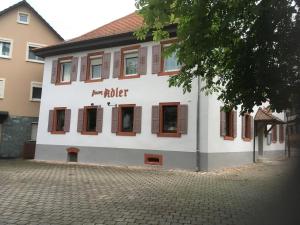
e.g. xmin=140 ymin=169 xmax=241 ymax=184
xmin=37 ymin=42 xmax=199 ymax=153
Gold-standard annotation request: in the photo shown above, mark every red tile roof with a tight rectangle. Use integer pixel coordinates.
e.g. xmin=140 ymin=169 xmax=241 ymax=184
xmin=254 ymin=107 xmax=284 ymax=124
xmin=69 ymin=12 xmax=143 ymax=43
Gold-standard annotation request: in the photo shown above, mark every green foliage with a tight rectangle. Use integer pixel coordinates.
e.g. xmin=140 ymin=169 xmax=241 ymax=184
xmin=135 ymin=0 xmax=300 ymax=113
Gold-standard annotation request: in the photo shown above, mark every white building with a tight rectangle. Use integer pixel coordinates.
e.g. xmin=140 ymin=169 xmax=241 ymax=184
xmin=34 ymin=13 xmax=286 ymax=171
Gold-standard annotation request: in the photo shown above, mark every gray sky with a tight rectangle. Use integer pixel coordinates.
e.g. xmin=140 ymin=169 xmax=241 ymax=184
xmin=0 ymin=0 xmax=137 ymax=40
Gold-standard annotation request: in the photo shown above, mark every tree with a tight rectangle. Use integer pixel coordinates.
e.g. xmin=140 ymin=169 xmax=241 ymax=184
xmin=135 ymin=0 xmax=300 ymax=113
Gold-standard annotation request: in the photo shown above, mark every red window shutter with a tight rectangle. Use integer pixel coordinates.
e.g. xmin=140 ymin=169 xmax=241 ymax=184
xmin=80 ymin=56 xmax=87 ymax=81
xmin=279 ymin=124 xmax=284 ymax=143
xmin=241 ymin=116 xmax=246 ymax=139
xmin=48 ymin=110 xmax=54 ymax=132
xmin=64 ymin=109 xmax=71 ymax=132
xmin=250 ymin=116 xmax=254 ymax=139
xmin=152 ymin=45 xmax=161 ymax=74
xmin=77 ymin=108 xmax=84 ymax=132
xmin=151 ymin=105 xmax=159 ymax=134
xmin=96 ymin=107 xmax=103 ymax=133
xmin=51 ymin=60 xmax=58 ymax=84
xmin=138 ymin=47 xmax=148 ymax=75
xmin=220 ymin=108 xmax=226 ymax=137
xmin=178 ymin=104 xmax=188 ymax=134
xmin=133 ymin=106 xmax=142 ymax=133
xmin=102 ymin=53 xmax=111 ymax=79
xmin=71 ymin=57 xmax=78 ymax=82
xmin=111 ymin=107 xmax=118 ymax=133
xmin=233 ymin=111 xmax=237 ymax=138
xmin=113 ymin=51 xmax=121 ymax=78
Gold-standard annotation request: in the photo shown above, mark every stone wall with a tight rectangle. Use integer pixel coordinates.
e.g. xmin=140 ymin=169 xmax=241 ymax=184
xmin=0 ymin=116 xmax=38 ymax=158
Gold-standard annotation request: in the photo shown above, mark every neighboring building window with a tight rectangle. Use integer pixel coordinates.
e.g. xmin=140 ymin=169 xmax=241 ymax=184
xmin=87 ymin=53 xmax=103 ymax=81
xmin=48 ymin=108 xmax=71 ymax=134
xmin=120 ymin=45 xmax=140 ymax=79
xmin=31 ymin=122 xmax=38 ymax=141
xmin=272 ymin=125 xmax=277 ymax=143
xmin=17 ymin=12 xmax=30 ymax=24
xmin=111 ymin=105 xmax=142 ymax=136
xmin=58 ymin=57 xmax=72 ymax=83
xmin=30 ymin=82 xmax=42 ymax=101
xmin=0 ymin=38 xmax=12 ymax=58
xmin=27 ymin=43 xmax=44 ymax=63
xmin=0 ymin=78 xmax=5 ymax=99
xmin=77 ymin=106 xmax=103 ymax=135
xmin=220 ymin=109 xmax=237 ymax=140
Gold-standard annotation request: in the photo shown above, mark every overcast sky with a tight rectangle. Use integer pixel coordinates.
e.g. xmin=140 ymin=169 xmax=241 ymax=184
xmin=0 ymin=0 xmax=137 ymax=40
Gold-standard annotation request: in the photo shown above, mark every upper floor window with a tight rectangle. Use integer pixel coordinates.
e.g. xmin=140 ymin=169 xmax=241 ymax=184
xmin=30 ymin=82 xmax=42 ymax=101
xmin=0 ymin=78 xmax=5 ymax=99
xmin=51 ymin=57 xmax=78 ymax=85
xmin=162 ymin=45 xmax=181 ymax=73
xmin=58 ymin=57 xmax=72 ymax=84
xmin=17 ymin=12 xmax=30 ymax=24
xmin=27 ymin=43 xmax=44 ymax=63
xmin=86 ymin=52 xmax=103 ymax=82
xmin=121 ymin=46 xmax=139 ymax=79
xmin=0 ymin=38 xmax=12 ymax=59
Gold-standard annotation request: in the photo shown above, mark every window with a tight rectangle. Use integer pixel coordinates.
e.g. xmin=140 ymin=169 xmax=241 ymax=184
xmin=58 ymin=57 xmax=72 ymax=83
xmin=279 ymin=124 xmax=285 ymax=143
xmin=48 ymin=108 xmax=71 ymax=134
xmin=0 ymin=38 xmax=12 ymax=58
xmin=242 ymin=114 xmax=253 ymax=141
xmin=84 ymin=107 xmax=97 ymax=133
xmin=162 ymin=46 xmax=181 ymax=73
xmin=30 ymin=82 xmax=42 ymax=101
xmin=220 ymin=109 xmax=237 ymax=140
xmin=0 ymin=79 xmax=5 ymax=99
xmin=159 ymin=103 xmax=180 ymax=137
xmin=31 ymin=122 xmax=38 ymax=141
xmin=111 ymin=105 xmax=142 ymax=136
xmin=120 ymin=45 xmax=140 ymax=79
xmin=17 ymin=12 xmax=30 ymax=24
xmin=87 ymin=53 xmax=103 ymax=81
xmin=144 ymin=154 xmax=163 ymax=166
xmin=27 ymin=43 xmax=44 ymax=63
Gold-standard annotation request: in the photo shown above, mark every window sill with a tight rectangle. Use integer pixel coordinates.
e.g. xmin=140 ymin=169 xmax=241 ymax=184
xmin=30 ymin=99 xmax=41 ymax=102
xmin=157 ymin=132 xmax=181 ymax=138
xmin=272 ymin=141 xmax=277 ymax=143
xmin=0 ymin=55 xmax=11 ymax=60
xmin=81 ymin=131 xmax=98 ymax=135
xmin=224 ymin=136 xmax=234 ymax=141
xmin=119 ymin=74 xmax=140 ymax=80
xmin=116 ymin=132 xmax=136 ymax=136
xmin=242 ymin=138 xmax=251 ymax=142
xmin=51 ymin=131 xmax=66 ymax=134
xmin=55 ymin=81 xmax=72 ymax=85
xmin=17 ymin=21 xmax=29 ymax=25
xmin=84 ymin=78 xmax=103 ymax=83
xmin=26 ymin=59 xmax=44 ymax=64
xmin=158 ymin=71 xmax=179 ymax=76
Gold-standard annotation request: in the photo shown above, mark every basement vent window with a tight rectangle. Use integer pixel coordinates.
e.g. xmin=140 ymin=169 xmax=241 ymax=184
xmin=144 ymin=154 xmax=163 ymax=166
xmin=68 ymin=152 xmax=78 ymax=162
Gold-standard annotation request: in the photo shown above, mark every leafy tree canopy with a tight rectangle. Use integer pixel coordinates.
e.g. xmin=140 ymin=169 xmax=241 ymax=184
xmin=135 ymin=0 xmax=300 ymax=113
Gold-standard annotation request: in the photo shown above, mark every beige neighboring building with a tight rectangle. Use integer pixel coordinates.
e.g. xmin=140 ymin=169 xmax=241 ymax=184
xmin=0 ymin=0 xmax=63 ymax=158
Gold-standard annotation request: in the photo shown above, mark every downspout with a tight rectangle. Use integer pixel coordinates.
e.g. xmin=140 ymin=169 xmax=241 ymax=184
xmin=196 ymin=76 xmax=201 ymax=171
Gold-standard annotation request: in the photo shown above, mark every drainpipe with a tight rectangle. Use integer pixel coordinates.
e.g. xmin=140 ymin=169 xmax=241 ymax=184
xmin=196 ymin=76 xmax=201 ymax=171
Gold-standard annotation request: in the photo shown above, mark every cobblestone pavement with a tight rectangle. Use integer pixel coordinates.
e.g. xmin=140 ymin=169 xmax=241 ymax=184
xmin=0 ymin=159 xmax=299 ymax=225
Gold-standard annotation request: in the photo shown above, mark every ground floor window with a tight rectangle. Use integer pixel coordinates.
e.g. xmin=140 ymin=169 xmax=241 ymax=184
xmin=220 ymin=109 xmax=237 ymax=140
xmin=48 ymin=108 xmax=71 ymax=134
xmin=160 ymin=103 xmax=179 ymax=134
xmin=120 ymin=105 xmax=134 ymax=132
xmin=242 ymin=114 xmax=253 ymax=141
xmin=77 ymin=106 xmax=103 ymax=135
xmin=279 ymin=124 xmax=285 ymax=143
xmin=272 ymin=125 xmax=277 ymax=143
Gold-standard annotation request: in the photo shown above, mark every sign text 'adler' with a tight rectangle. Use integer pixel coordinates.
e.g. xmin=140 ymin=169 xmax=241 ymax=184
xmin=92 ymin=88 xmax=129 ymax=98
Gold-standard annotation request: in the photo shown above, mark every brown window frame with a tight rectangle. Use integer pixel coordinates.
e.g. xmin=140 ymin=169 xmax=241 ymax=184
xmin=51 ymin=107 xmax=67 ymax=134
xmin=120 ymin=45 xmax=141 ymax=80
xmin=81 ymin=106 xmax=98 ymax=135
xmin=144 ymin=154 xmax=163 ymax=166
xmin=159 ymin=39 xmax=180 ymax=76
xmin=85 ymin=51 xmax=104 ymax=83
xmin=158 ymin=102 xmax=181 ymax=137
xmin=56 ymin=56 xmax=73 ymax=85
xmin=224 ymin=111 xmax=234 ymax=140
xmin=243 ymin=114 xmax=252 ymax=142
xmin=117 ymin=104 xmax=137 ymax=136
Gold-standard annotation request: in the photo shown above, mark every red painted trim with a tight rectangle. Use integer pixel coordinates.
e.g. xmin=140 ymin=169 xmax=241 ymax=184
xmin=55 ymin=56 xmax=73 ymax=85
xmin=82 ymin=106 xmax=98 ymax=135
xmin=116 ymin=104 xmax=136 ymax=136
xmin=120 ymin=45 xmax=141 ymax=80
xmin=66 ymin=147 xmax=80 ymax=153
xmin=224 ymin=136 xmax=234 ymax=141
xmin=51 ymin=107 xmax=67 ymax=134
xmin=144 ymin=154 xmax=163 ymax=166
xmin=158 ymin=102 xmax=181 ymax=138
xmin=86 ymin=52 xmax=104 ymax=82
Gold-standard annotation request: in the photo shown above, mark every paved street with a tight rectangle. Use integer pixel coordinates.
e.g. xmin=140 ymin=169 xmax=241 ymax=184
xmin=0 ymin=159 xmax=299 ymax=225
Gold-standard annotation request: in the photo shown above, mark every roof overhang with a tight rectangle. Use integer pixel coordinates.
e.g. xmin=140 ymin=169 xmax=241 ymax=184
xmin=254 ymin=108 xmax=285 ymax=125
xmin=34 ymin=25 xmax=177 ymax=57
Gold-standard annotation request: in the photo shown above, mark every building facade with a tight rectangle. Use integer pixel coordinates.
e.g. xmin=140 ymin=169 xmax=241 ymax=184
xmin=35 ymin=13 xmax=285 ymax=171
xmin=0 ymin=0 xmax=63 ymax=158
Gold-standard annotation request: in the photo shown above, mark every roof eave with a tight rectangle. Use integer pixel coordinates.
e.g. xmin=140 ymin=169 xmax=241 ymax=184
xmin=34 ymin=25 xmax=177 ymax=57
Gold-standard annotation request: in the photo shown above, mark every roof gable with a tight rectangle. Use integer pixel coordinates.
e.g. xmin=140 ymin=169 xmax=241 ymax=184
xmin=0 ymin=0 xmax=63 ymax=41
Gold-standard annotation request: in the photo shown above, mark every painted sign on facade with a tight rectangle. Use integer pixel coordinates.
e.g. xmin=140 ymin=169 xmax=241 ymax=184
xmin=92 ymin=88 xmax=129 ymax=98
